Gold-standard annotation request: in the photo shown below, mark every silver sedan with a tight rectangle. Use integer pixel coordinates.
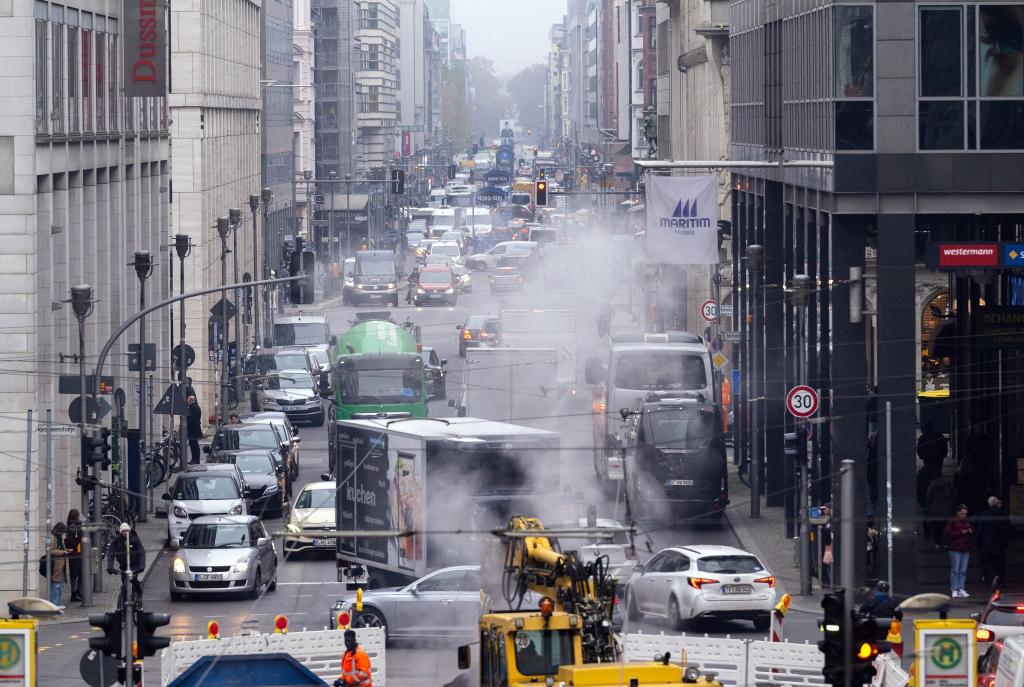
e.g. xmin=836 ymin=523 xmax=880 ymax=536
xmin=169 ymin=515 xmax=278 ymax=601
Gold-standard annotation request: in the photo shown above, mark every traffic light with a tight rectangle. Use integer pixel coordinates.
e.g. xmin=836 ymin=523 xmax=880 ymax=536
xmin=535 ymin=180 xmax=548 ymax=207
xmin=290 ymin=251 xmax=317 ymax=305
xmin=538 ymin=168 xmax=546 ymax=179
xmin=818 ymin=591 xmax=846 ymax=687
xmin=85 ymin=428 xmax=112 ymax=469
xmin=448 ymin=164 xmax=457 ymax=179
xmin=136 ymin=611 xmax=171 ymax=657
xmin=89 ymin=610 xmax=123 ymax=659
xmin=850 ymin=610 xmax=892 ymax=684
xmin=391 ymin=169 xmax=405 ymax=195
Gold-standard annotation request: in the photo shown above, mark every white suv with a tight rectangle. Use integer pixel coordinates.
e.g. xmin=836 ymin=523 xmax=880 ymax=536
xmin=466 ymin=241 xmax=538 ymax=271
xmin=163 ymin=470 xmax=248 ymax=548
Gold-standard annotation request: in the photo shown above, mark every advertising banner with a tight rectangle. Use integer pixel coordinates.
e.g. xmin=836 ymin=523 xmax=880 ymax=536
xmin=123 ymin=0 xmax=167 ymax=98
xmin=645 ymin=174 xmax=720 ymax=265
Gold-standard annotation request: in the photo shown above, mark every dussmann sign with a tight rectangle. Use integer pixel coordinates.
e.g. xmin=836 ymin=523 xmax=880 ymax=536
xmin=123 ymin=0 xmax=167 ymax=98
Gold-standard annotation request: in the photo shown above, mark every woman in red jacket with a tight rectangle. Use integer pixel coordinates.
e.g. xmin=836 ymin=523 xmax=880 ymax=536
xmin=944 ymin=504 xmax=974 ymax=598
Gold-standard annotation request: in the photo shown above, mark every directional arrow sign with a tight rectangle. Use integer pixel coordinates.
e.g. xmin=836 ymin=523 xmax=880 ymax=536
xmin=68 ymin=396 xmax=112 ymax=425
xmin=171 ymin=343 xmax=196 ymax=371
xmin=210 ymin=297 xmax=237 ymax=321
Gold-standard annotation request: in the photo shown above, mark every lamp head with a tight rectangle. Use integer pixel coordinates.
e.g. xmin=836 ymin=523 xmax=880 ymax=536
xmin=261 ymin=187 xmax=273 ymax=205
xmin=746 ymin=244 xmax=764 ymax=273
xmin=174 ymin=234 xmax=192 ymax=260
xmin=216 ymin=217 xmax=231 ymax=241
xmin=133 ymin=251 xmax=154 ymax=282
xmin=69 ymin=284 xmax=94 ymax=321
xmin=229 ymin=208 xmax=242 ymax=226
xmin=249 ymin=194 xmax=260 ymax=213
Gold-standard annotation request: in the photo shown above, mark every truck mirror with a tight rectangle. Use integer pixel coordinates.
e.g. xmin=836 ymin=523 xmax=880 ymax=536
xmin=584 ymin=357 xmax=604 ymax=384
xmin=329 ymin=335 xmax=338 ymax=346
xmin=457 ymin=645 xmax=472 ymax=670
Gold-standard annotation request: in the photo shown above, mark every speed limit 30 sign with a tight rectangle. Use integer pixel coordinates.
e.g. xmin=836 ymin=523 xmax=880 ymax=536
xmin=786 ymin=385 xmax=819 ymax=418
xmin=700 ymin=300 xmax=718 ymax=322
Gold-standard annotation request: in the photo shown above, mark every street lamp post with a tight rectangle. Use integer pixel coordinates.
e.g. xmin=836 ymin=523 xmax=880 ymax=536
xmin=216 ymin=217 xmax=231 ymax=427
xmin=69 ymin=284 xmax=95 ymax=606
xmin=132 ymin=251 xmax=154 ymax=522
xmin=789 ymin=273 xmax=814 ymax=594
xmin=261 ymin=188 xmax=276 ymax=324
xmin=173 ymin=234 xmax=191 ymax=469
xmin=328 ymin=171 xmax=337 ymax=292
xmin=248 ymin=195 xmax=261 ymax=349
xmin=229 ymin=208 xmax=243 ymax=401
xmin=345 ymin=174 xmax=353 ymax=258
xmin=746 ymin=244 xmax=764 ymax=519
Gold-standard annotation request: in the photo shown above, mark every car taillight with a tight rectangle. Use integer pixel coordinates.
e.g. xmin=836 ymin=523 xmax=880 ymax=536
xmin=462 ymin=329 xmax=472 ymax=340
xmin=688 ymin=577 xmax=718 ymax=589
xmin=613 ymin=596 xmax=619 ymax=606
xmin=977 ymin=628 xmax=994 ymax=642
xmin=592 ymin=401 xmax=606 ymax=412
xmin=755 ymin=576 xmax=776 ymax=588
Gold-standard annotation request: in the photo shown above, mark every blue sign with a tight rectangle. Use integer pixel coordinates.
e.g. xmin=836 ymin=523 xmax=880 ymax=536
xmin=731 ymin=369 xmax=741 ymax=396
xmin=1004 ymin=244 xmax=1024 ymax=268
xmin=485 ymin=169 xmax=512 ymax=186
xmin=476 ymin=186 xmax=507 ymax=206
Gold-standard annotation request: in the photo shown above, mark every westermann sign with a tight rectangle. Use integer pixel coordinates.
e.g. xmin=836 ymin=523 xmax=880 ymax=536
xmin=645 ymin=174 xmax=720 ymax=265
xmin=123 ymin=0 xmax=167 ymax=97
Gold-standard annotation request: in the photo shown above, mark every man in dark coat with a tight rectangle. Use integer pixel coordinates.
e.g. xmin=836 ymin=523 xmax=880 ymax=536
xmin=975 ymin=495 xmax=1011 ymax=589
xmin=186 ymin=395 xmax=203 ymax=464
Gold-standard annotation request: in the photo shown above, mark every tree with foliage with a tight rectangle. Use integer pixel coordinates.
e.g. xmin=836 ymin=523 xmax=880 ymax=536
xmin=469 ymin=56 xmax=511 ymax=141
xmin=507 ymin=64 xmax=547 ymax=139
xmin=441 ymin=61 xmax=471 ymax=151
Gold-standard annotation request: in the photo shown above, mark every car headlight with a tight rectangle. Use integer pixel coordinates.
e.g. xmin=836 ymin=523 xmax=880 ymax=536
xmin=445 ymin=288 xmax=454 ymax=294
xmin=172 ymin=506 xmax=188 ymax=519
xmin=172 ymin=557 xmax=186 ymax=574
xmin=416 ymin=288 xmax=426 ymax=294
xmin=232 ymin=556 xmax=250 ymax=574
xmin=229 ymin=504 xmax=243 ymax=515
xmin=264 ymin=484 xmax=280 ymax=494
xmin=285 ymin=523 xmax=301 ymax=533
xmin=387 ymin=282 xmax=396 ymax=289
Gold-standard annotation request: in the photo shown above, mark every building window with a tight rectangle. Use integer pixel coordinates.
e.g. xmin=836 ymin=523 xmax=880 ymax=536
xmin=108 ymin=32 xmax=118 ymax=132
xmin=834 ymin=6 xmax=874 ymax=150
xmin=52 ymin=22 xmax=64 ymax=134
xmin=918 ymin=5 xmax=1024 ymax=150
xmin=35 ymin=19 xmax=48 ymax=134
xmin=649 ymin=78 xmax=657 ymax=105
xmin=95 ymin=33 xmax=105 ymax=132
xmin=67 ymin=26 xmax=78 ymax=133
xmin=82 ymin=28 xmax=91 ymax=133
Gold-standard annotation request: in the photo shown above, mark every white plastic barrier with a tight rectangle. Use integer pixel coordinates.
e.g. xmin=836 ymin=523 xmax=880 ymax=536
xmin=747 ymin=639 xmax=829 ymax=687
xmin=872 ymin=654 xmax=911 ymax=687
xmin=159 ymin=627 xmax=386 ymax=686
xmin=622 ymin=632 xmax=748 ymax=686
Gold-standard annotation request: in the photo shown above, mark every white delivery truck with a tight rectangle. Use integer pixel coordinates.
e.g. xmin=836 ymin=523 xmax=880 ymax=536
xmin=331 ymin=417 xmax=561 ymax=587
xmin=454 ymin=348 xmax=558 ymax=431
xmin=498 ymin=309 xmax=578 ymax=399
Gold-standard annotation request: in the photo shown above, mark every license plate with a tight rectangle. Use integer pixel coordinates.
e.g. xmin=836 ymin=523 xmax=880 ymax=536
xmin=312 ymin=538 xmax=336 ymax=547
xmin=428 ymin=293 xmax=442 ymax=298
xmin=195 ymin=573 xmax=222 ymax=581
xmin=666 ymin=479 xmax=694 ymax=486
xmin=722 ymin=584 xmax=752 ymax=594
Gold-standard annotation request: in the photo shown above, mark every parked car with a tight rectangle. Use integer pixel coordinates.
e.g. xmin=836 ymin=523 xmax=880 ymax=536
xmin=330 ymin=565 xmax=483 ymax=640
xmin=413 ymin=266 xmax=458 ymax=306
xmin=457 ymin=315 xmax=500 ymax=357
xmin=624 ymin=545 xmax=776 ymax=630
xmin=976 ymin=591 xmax=1024 ymax=643
xmin=163 ymin=470 xmax=247 ymax=548
xmin=255 ymin=369 xmax=325 ymax=426
xmin=169 ymin=515 xmax=277 ymax=600
xmin=238 ymin=411 xmax=301 ymax=481
xmin=421 ymin=346 xmax=448 ymax=401
xmin=284 ymin=481 xmax=336 ymax=556
xmin=465 ymin=241 xmax=538 ymax=271
xmin=208 ymin=422 xmax=296 ymax=483
xmin=207 ymin=449 xmax=285 ymax=518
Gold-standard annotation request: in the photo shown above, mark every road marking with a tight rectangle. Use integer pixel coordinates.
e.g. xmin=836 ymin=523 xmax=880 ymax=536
xmin=276 ymin=581 xmax=347 ymax=586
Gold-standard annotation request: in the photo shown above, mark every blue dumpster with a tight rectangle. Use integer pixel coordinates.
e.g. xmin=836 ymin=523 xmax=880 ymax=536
xmin=167 ymin=653 xmax=328 ymax=686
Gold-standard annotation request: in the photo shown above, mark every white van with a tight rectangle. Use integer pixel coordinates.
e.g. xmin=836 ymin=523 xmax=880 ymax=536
xmin=427 ymin=189 xmax=446 ymax=208
xmin=430 ymin=208 xmax=458 ymax=237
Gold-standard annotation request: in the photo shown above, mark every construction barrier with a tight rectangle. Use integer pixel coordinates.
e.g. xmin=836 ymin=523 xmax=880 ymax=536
xmin=872 ymin=654 xmax=911 ymax=687
xmin=159 ymin=627 xmax=386 ymax=687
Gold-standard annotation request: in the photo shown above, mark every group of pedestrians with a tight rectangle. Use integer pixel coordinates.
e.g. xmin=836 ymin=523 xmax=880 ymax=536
xmin=942 ymin=497 xmax=1010 ymax=597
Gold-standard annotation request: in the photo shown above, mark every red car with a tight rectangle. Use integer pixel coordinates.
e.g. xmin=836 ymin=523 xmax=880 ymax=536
xmin=413 ymin=266 xmax=458 ymax=306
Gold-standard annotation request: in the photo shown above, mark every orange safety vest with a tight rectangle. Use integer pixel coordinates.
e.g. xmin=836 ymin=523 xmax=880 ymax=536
xmin=340 ymin=648 xmax=373 ymax=686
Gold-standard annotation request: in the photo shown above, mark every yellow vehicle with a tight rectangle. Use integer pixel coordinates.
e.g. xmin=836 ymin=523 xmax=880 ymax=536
xmin=457 ymin=516 xmax=722 ymax=687
xmin=512 ymin=180 xmax=536 ymax=205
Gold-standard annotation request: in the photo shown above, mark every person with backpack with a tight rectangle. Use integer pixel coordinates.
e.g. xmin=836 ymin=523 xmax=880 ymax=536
xmin=47 ymin=522 xmax=69 ymax=610
xmin=65 ymin=509 xmax=83 ymax=602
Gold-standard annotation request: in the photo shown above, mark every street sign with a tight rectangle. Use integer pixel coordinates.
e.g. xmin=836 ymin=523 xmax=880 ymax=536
xmin=0 ymin=619 xmax=36 ymax=687
xmin=914 ymin=620 xmax=976 ymax=687
xmin=485 ymin=170 xmax=512 ymax=186
xmin=785 ymin=385 xmax=819 ymax=419
xmin=210 ymin=297 xmax=237 ymax=321
xmin=711 ymin=351 xmax=729 ymax=370
xmin=153 ymin=384 xmax=188 ymax=415
xmin=724 ymin=330 xmax=742 ymax=343
xmin=58 ymin=375 xmax=115 ymax=395
xmin=171 ymin=343 xmax=196 ymax=371
xmin=127 ymin=342 xmax=157 ymax=372
xmin=79 ymin=648 xmax=118 ymax=687
xmin=476 ymin=186 xmax=507 ymax=205
xmin=719 ymin=304 xmax=734 ymax=317
xmin=68 ymin=396 xmax=112 ymax=425
xmin=701 ymin=300 xmax=719 ymax=322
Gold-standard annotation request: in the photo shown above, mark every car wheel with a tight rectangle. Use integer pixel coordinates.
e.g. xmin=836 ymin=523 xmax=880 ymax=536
xmin=312 ymin=411 xmax=325 ymax=427
xmin=250 ymin=569 xmax=263 ymax=600
xmin=668 ymin=596 xmax=686 ymax=631
xmin=170 ymin=590 xmax=184 ymax=602
xmin=351 ymin=607 xmax=388 ymax=640
xmin=753 ymin=613 xmax=771 ymax=632
xmin=459 ymin=343 xmax=466 ymax=358
xmin=626 ymin=588 xmax=641 ymax=621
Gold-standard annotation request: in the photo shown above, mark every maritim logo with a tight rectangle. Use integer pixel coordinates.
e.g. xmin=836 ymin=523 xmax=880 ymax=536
xmin=660 ymin=199 xmax=711 ymax=229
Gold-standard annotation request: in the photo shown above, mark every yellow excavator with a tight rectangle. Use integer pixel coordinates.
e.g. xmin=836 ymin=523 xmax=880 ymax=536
xmin=455 ymin=515 xmax=722 ymax=687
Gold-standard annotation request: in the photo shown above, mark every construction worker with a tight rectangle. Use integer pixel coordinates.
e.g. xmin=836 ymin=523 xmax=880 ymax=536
xmin=334 ymin=629 xmax=372 ymax=687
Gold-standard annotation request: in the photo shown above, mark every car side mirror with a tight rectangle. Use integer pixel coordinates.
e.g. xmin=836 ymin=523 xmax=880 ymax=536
xmin=448 ymin=399 xmax=457 ymax=407
xmin=161 ymin=493 xmax=171 ymax=501
xmin=257 ymin=537 xmax=269 ymax=547
xmin=329 ymin=335 xmax=338 ymax=346
xmin=440 ymin=359 xmax=448 ymax=366
xmin=457 ymin=645 xmax=472 ymax=671
xmin=292 ymin=427 xmax=300 ymax=437
xmin=320 ymin=472 xmax=332 ymax=482
xmin=970 ymin=612 xmax=981 ymax=621
xmin=634 ymin=563 xmax=645 ymax=574
xmin=409 ymin=584 xmax=419 ymax=595
xmin=455 ymin=324 xmax=463 ymax=330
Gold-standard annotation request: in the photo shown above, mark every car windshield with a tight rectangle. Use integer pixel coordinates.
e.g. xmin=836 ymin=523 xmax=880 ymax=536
xmin=986 ymin=609 xmax=1024 ymax=626
xmin=420 ymin=271 xmax=452 ymax=284
xmin=432 ymin=215 xmax=456 ymax=228
xmin=356 ymin=258 xmax=394 ymax=277
xmin=340 ymin=366 xmax=423 ymax=405
xmin=513 ymin=630 xmax=575 ymax=676
xmin=229 ymin=453 xmax=275 ymax=475
xmin=215 ymin=427 xmax=279 ymax=451
xmin=647 ymin=407 xmax=715 ymax=448
xmin=296 ymin=488 xmax=335 ymax=509
xmin=273 ymin=352 xmax=309 ymax=370
xmin=274 ymin=322 xmax=328 ymax=346
xmin=614 ymin=352 xmax=708 ymax=391
xmin=310 ymin=350 xmax=329 ymax=366
xmin=408 ymin=232 xmax=426 ymax=243
xmin=697 ymin=555 xmax=764 ymax=574
xmin=432 ymin=244 xmax=460 ymax=256
xmin=465 ymin=316 xmax=489 ymax=329
xmin=173 ymin=476 xmax=240 ymax=501
xmin=264 ymin=372 xmax=312 ymax=390
xmin=182 ymin=523 xmax=251 ymax=548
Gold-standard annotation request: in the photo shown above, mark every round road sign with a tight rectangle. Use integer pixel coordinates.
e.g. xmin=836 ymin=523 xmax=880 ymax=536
xmin=700 ymin=300 xmax=718 ymax=322
xmin=786 ymin=385 xmax=819 ymax=419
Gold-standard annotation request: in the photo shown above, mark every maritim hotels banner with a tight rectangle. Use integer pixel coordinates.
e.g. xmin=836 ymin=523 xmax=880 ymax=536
xmin=645 ymin=174 xmax=720 ymax=265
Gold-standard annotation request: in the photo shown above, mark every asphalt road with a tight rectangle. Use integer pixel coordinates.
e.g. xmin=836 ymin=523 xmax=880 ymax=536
xmin=38 ymin=251 xmax=820 ymax=686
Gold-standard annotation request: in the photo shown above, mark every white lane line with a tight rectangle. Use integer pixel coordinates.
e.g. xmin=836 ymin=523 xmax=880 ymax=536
xmin=276 ymin=581 xmax=347 ymax=585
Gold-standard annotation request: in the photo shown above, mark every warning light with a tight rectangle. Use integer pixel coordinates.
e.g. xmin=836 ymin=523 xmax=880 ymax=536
xmin=337 ymin=612 xmax=351 ymax=629
xmin=856 ymin=642 xmax=877 ymax=660
xmin=274 ymin=614 xmax=289 ymax=634
xmin=977 ymin=628 xmax=994 ymax=642
xmin=207 ymin=620 xmax=220 ymax=640
xmin=539 ymin=597 xmax=555 ymax=617
xmin=356 ymin=588 xmax=364 ymax=613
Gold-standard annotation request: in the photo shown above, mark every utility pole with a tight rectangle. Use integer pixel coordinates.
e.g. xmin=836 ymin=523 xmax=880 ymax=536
xmin=133 ymin=252 xmax=154 ymax=522
xmin=173 ymin=235 xmax=191 ymax=469
xmin=69 ymin=285 xmax=95 ymax=606
xmin=261 ymin=188 xmax=273 ymax=341
xmin=746 ymin=244 xmax=764 ymax=518
xmin=229 ymin=208 xmax=243 ymax=401
xmin=345 ymin=174 xmax=353 ymax=258
xmin=841 ymin=458 xmax=855 ymax=687
xmin=248 ymin=195 xmax=261 ymax=349
xmin=328 ymin=170 xmax=337 ymax=281
xmin=790 ymin=273 xmax=814 ymax=595
xmin=216 ymin=217 xmax=231 ymax=427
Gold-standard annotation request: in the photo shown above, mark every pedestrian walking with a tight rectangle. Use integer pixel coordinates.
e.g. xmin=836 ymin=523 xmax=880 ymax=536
xmin=944 ymin=504 xmax=974 ymax=598
xmin=917 ymin=422 xmax=948 ymax=472
xmin=925 ymin=474 xmax=957 ymax=546
xmin=975 ymin=495 xmax=1011 ymax=590
xmin=406 ymin=267 xmax=420 ymax=304
xmin=48 ymin=522 xmax=68 ymax=610
xmin=186 ymin=395 xmax=203 ymax=464
xmin=65 ymin=509 xmax=83 ymax=602
xmin=334 ymin=629 xmax=373 ymax=687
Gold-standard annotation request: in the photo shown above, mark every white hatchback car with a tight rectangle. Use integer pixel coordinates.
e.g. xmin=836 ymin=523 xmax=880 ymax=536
xmin=624 ymin=545 xmax=776 ymax=630
xmin=284 ymin=481 xmax=336 ymax=555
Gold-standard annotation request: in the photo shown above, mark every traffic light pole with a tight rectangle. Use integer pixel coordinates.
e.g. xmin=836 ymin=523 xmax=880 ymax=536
xmin=841 ymin=458 xmax=855 ymax=687
xmin=123 ymin=567 xmax=135 ymax=682
xmin=79 ymin=319 xmax=95 ymax=605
